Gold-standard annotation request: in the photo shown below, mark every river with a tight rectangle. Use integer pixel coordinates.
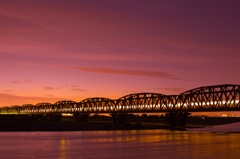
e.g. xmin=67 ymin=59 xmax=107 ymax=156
xmin=0 ymin=129 xmax=239 ymax=159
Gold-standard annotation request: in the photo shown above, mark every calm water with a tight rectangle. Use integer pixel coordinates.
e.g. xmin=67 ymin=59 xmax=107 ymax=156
xmin=0 ymin=130 xmax=239 ymax=159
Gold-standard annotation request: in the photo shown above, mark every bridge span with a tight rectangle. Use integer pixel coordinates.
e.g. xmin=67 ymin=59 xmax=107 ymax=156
xmin=0 ymin=84 xmax=239 ymax=129
xmin=1 ymin=84 xmax=239 ymax=114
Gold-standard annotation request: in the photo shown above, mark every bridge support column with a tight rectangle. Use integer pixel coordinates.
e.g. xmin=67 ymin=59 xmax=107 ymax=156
xmin=74 ymin=113 xmax=89 ymax=122
xmin=111 ymin=113 xmax=129 ymax=124
xmin=166 ymin=111 xmax=190 ymax=130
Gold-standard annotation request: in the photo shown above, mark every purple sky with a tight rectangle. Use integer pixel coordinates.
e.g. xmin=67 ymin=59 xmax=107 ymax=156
xmin=0 ymin=0 xmax=239 ymax=106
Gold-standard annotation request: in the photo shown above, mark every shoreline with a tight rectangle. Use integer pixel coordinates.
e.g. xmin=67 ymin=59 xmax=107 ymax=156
xmin=0 ymin=120 xmax=170 ymax=132
xmin=0 ymin=116 xmax=239 ymax=132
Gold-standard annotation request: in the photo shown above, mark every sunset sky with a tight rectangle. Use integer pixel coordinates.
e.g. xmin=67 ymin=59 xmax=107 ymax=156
xmin=0 ymin=0 xmax=239 ymax=106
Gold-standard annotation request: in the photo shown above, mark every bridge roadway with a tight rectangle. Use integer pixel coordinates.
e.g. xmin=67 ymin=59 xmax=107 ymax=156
xmin=0 ymin=84 xmax=239 ymax=114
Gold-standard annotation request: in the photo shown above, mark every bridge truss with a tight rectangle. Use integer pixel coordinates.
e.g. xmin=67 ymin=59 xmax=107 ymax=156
xmin=0 ymin=84 xmax=239 ymax=114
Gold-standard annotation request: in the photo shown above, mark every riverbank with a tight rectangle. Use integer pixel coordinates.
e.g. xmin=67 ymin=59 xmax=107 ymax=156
xmin=0 ymin=115 xmax=239 ymax=131
xmin=0 ymin=120 xmax=169 ymax=131
xmin=188 ymin=122 xmax=240 ymax=133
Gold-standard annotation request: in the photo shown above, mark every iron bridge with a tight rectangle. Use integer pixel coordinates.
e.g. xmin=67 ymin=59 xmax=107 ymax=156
xmin=0 ymin=84 xmax=239 ymax=114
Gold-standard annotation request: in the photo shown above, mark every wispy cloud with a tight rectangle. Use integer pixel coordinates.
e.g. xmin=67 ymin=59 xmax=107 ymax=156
xmin=23 ymin=80 xmax=33 ymax=83
xmin=1 ymin=89 xmax=12 ymax=93
xmin=71 ymin=88 xmax=86 ymax=92
xmin=44 ymin=86 xmax=60 ymax=90
xmin=156 ymin=87 xmax=185 ymax=94
xmin=65 ymin=85 xmax=86 ymax=92
xmin=64 ymin=66 xmax=182 ymax=80
xmin=44 ymin=85 xmax=86 ymax=92
xmin=65 ymin=85 xmax=79 ymax=88
xmin=11 ymin=80 xmax=33 ymax=84
xmin=11 ymin=80 xmax=21 ymax=84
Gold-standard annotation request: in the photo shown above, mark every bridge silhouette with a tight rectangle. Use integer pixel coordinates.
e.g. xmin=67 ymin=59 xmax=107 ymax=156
xmin=1 ymin=84 xmax=239 ymax=114
xmin=0 ymin=84 xmax=239 ymax=129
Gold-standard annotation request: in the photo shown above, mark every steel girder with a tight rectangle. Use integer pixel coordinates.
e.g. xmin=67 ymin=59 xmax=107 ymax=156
xmin=0 ymin=84 xmax=239 ymax=114
xmin=34 ymin=103 xmax=53 ymax=113
xmin=179 ymin=84 xmax=240 ymax=111
xmin=79 ymin=97 xmax=115 ymax=113
xmin=115 ymin=93 xmax=176 ymax=112
xmin=19 ymin=104 xmax=35 ymax=113
xmin=0 ymin=105 xmax=20 ymax=114
xmin=53 ymin=100 xmax=78 ymax=113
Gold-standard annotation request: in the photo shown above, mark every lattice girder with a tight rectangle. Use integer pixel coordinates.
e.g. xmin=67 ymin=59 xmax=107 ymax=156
xmin=0 ymin=84 xmax=239 ymax=114
xmin=79 ymin=98 xmax=115 ymax=113
xmin=180 ymin=84 xmax=240 ymax=111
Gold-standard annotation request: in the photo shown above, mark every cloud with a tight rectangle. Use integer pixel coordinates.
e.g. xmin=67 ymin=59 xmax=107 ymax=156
xmin=11 ymin=80 xmax=21 ymax=84
xmin=64 ymin=85 xmax=86 ymax=92
xmin=23 ymin=80 xmax=33 ymax=83
xmin=45 ymin=94 xmax=56 ymax=97
xmin=64 ymin=66 xmax=182 ymax=80
xmin=44 ymin=85 xmax=86 ymax=92
xmin=156 ymin=87 xmax=185 ymax=94
xmin=71 ymin=88 xmax=86 ymax=92
xmin=44 ymin=86 xmax=60 ymax=90
xmin=11 ymin=80 xmax=33 ymax=84
xmin=65 ymin=85 xmax=79 ymax=88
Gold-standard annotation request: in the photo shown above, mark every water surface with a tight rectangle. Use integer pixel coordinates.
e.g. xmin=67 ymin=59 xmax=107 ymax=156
xmin=0 ymin=130 xmax=239 ymax=159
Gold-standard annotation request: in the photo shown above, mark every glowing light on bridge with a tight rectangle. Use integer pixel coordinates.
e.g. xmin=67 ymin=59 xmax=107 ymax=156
xmin=0 ymin=84 xmax=239 ymax=114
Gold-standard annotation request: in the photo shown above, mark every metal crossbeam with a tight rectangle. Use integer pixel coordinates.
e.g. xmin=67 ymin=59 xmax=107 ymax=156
xmin=0 ymin=84 xmax=239 ymax=114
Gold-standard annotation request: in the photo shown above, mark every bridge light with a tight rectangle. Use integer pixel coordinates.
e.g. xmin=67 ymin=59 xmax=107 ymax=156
xmin=62 ymin=113 xmax=73 ymax=116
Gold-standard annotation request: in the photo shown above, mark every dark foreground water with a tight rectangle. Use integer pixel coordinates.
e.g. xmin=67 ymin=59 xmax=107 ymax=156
xmin=0 ymin=130 xmax=240 ymax=159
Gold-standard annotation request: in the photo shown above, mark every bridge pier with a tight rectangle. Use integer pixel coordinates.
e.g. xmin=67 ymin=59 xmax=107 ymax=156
xmin=166 ymin=111 xmax=190 ymax=130
xmin=74 ymin=113 xmax=89 ymax=122
xmin=111 ymin=113 xmax=129 ymax=124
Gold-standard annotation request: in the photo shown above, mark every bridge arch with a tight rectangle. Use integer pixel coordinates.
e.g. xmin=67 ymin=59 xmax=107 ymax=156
xmin=116 ymin=93 xmax=176 ymax=112
xmin=0 ymin=105 xmax=20 ymax=114
xmin=18 ymin=104 xmax=35 ymax=113
xmin=79 ymin=97 xmax=115 ymax=112
xmin=53 ymin=100 xmax=78 ymax=112
xmin=179 ymin=84 xmax=240 ymax=111
xmin=34 ymin=103 xmax=53 ymax=113
xmin=180 ymin=84 xmax=240 ymax=95
xmin=35 ymin=103 xmax=52 ymax=107
xmin=0 ymin=84 xmax=239 ymax=114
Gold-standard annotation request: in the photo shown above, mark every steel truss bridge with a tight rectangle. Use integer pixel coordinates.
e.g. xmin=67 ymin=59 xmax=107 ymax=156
xmin=0 ymin=84 xmax=239 ymax=115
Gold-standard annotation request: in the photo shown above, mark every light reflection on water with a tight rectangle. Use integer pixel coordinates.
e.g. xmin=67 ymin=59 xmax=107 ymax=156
xmin=0 ymin=130 xmax=239 ymax=159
